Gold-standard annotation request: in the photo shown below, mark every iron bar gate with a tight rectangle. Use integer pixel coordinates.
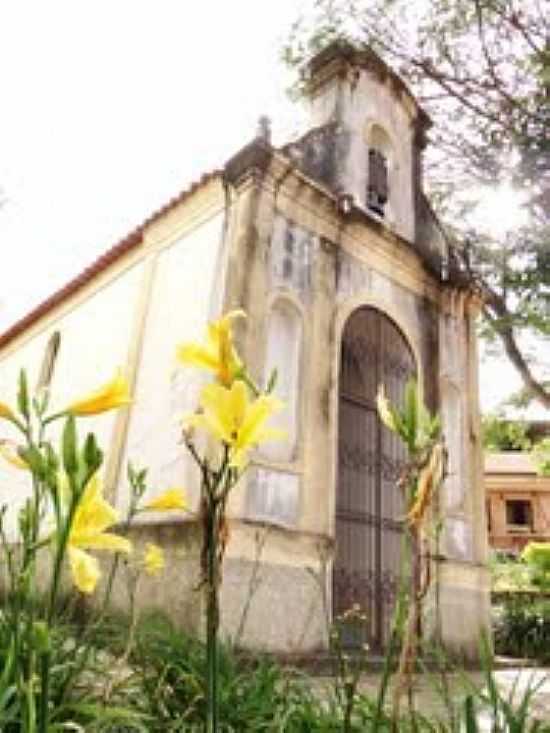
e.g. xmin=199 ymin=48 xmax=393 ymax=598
xmin=333 ymin=307 xmax=416 ymax=649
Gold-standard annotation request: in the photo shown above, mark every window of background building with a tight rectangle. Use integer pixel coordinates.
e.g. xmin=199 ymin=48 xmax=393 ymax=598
xmin=505 ymin=499 xmax=533 ymax=531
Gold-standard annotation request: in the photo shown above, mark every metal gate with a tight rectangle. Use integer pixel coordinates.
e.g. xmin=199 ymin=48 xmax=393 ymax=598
xmin=333 ymin=307 xmax=416 ymax=649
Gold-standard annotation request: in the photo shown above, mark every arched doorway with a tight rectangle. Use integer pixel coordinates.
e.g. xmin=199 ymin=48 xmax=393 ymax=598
xmin=333 ymin=306 xmax=417 ymax=648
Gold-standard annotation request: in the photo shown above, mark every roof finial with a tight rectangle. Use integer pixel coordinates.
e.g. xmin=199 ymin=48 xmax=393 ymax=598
xmin=256 ymin=115 xmax=271 ymax=144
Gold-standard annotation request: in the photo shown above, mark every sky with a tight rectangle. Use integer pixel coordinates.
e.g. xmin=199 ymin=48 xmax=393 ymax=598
xmin=0 ymin=1 xmax=305 ymax=327
xmin=0 ymin=2 xmax=542 ymax=417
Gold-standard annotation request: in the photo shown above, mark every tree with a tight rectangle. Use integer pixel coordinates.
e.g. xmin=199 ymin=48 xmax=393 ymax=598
xmin=284 ymin=0 xmax=550 ymax=406
xmin=482 ymin=413 xmax=532 ymax=451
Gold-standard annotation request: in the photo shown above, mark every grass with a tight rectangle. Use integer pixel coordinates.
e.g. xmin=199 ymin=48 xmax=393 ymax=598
xmin=2 ymin=607 xmax=550 ymax=731
xmin=108 ymin=613 xmax=550 ymax=732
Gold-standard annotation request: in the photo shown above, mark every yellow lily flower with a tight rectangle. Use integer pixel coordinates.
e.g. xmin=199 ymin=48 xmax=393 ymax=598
xmin=143 ymin=488 xmax=187 ymax=512
xmin=185 ymin=380 xmax=284 ymax=468
xmin=143 ymin=543 xmax=165 ymax=575
xmin=176 ymin=310 xmax=245 ymax=387
xmin=66 ymin=369 xmax=131 ymax=417
xmin=68 ymin=547 xmax=101 ymax=596
xmin=0 ymin=440 xmax=28 ymax=470
xmin=0 ymin=402 xmax=16 ymax=423
xmin=67 ymin=474 xmax=132 ymax=594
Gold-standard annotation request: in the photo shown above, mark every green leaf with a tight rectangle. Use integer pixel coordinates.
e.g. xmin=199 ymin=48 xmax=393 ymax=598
xmin=266 ymin=367 xmax=278 ymax=394
xmin=31 ymin=621 xmax=50 ymax=654
xmin=404 ymin=379 xmax=418 ymax=445
xmin=17 ymin=370 xmax=30 ymax=420
xmin=62 ymin=415 xmax=78 ymax=477
xmin=83 ymin=433 xmax=103 ymax=478
xmin=20 ymin=445 xmax=45 ymax=478
xmin=463 ymin=695 xmax=478 ymax=733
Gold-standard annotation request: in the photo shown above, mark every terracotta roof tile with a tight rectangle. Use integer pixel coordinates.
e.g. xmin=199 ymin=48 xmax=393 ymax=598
xmin=0 ymin=170 xmax=222 ymax=350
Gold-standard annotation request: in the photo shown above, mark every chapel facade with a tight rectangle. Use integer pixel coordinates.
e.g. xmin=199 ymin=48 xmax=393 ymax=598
xmin=0 ymin=42 xmax=489 ymax=657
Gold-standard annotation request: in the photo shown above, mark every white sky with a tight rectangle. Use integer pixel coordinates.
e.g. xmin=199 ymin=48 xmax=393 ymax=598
xmin=0 ymin=1 xmax=543 ymax=417
xmin=0 ymin=1 xmax=305 ymax=328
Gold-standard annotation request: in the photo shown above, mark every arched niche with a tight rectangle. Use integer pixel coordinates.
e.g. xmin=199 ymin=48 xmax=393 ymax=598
xmin=260 ymin=297 xmax=303 ymax=463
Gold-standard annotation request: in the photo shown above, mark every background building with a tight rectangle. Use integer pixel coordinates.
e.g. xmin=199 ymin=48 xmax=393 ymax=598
xmin=486 ymin=445 xmax=550 ymax=553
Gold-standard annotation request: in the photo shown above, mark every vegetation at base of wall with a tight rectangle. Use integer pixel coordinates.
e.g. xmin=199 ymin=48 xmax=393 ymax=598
xmin=1 ymin=602 xmax=549 ymax=731
xmin=0 ymin=607 xmax=149 ymax=732
xmin=55 ymin=611 xmax=549 ymax=733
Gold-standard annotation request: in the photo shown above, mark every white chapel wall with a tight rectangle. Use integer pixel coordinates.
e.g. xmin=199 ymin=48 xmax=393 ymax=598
xmin=119 ymin=212 xmax=225 ymax=515
xmin=0 ymin=262 xmax=145 ymax=537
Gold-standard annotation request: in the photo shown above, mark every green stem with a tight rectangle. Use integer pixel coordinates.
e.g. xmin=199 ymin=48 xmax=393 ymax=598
xmin=205 ymin=496 xmax=219 ymax=733
xmin=58 ymin=554 xmax=122 ymax=705
xmin=46 ymin=522 xmax=71 ymax=625
xmin=60 ymin=497 xmax=137 ymax=704
xmin=374 ymin=532 xmax=410 ymax=731
xmin=38 ymin=500 xmax=76 ymax=733
xmin=42 ymin=411 xmax=68 ymax=426
xmin=6 ymin=414 xmax=27 ymax=435
xmin=239 ymin=371 xmax=260 ymax=397
xmin=37 ymin=653 xmax=49 ymax=733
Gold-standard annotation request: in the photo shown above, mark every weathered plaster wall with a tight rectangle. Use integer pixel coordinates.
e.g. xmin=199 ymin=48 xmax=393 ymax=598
xmin=212 ymin=155 xmax=488 ymax=655
xmin=0 ymin=263 xmax=146 ymax=537
xmin=306 ymin=67 xmax=417 ymax=242
xmin=0 ymin=178 xmax=229 ymax=636
xmin=117 ymin=211 xmax=226 ymax=514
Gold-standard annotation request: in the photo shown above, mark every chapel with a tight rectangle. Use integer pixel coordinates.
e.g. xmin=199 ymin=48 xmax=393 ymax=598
xmin=0 ymin=41 xmax=489 ymax=657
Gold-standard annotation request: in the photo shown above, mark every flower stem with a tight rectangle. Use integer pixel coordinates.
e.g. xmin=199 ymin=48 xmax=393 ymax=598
xmin=205 ymin=495 xmax=219 ymax=733
xmin=38 ymin=652 xmax=50 ymax=733
xmin=39 ymin=499 xmax=75 ymax=733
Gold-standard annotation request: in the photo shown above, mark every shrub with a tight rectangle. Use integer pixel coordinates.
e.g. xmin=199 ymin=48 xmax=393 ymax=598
xmin=531 ymin=438 xmax=550 ymax=476
xmin=494 ymin=595 xmax=550 ymax=662
xmin=522 ymin=542 xmax=550 ymax=589
xmin=482 ymin=413 xmax=531 ymax=451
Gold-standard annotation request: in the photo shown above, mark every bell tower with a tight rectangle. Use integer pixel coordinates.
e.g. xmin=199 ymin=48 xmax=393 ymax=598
xmin=287 ymin=42 xmax=431 ymax=245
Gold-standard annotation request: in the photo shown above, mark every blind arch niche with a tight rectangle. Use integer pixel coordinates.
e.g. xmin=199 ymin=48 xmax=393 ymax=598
xmin=260 ymin=297 xmax=303 ymax=463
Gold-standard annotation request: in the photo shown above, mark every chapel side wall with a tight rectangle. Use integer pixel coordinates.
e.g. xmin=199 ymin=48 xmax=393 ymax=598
xmin=0 ymin=260 xmax=147 ymax=540
xmin=108 ymin=203 xmax=229 ymax=634
xmin=116 ymin=208 xmax=227 ymax=513
xmin=0 ymin=180 xmax=230 ymax=629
